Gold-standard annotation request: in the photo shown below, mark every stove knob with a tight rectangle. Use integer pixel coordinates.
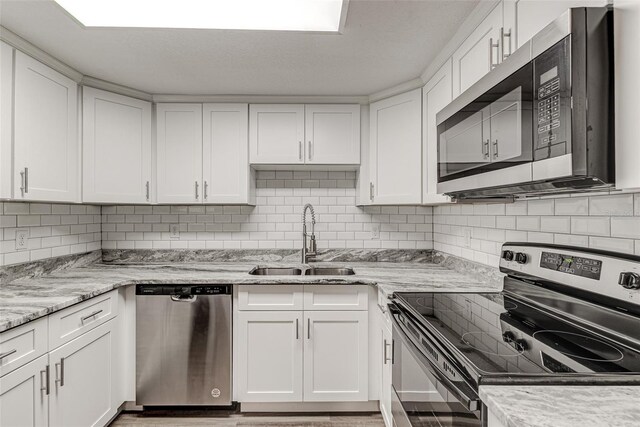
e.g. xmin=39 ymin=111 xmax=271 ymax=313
xmin=502 ymin=331 xmax=516 ymax=344
xmin=619 ymin=272 xmax=640 ymax=289
xmin=502 ymin=250 xmax=514 ymax=261
xmin=515 ymin=252 xmax=528 ymax=264
xmin=514 ymin=339 xmax=528 ymax=352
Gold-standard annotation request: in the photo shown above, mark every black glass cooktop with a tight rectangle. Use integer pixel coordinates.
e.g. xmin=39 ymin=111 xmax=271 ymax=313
xmin=394 ymin=290 xmax=640 ymax=380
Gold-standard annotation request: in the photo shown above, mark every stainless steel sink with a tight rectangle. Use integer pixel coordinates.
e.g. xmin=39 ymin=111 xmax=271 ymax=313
xmin=304 ymin=267 xmax=355 ymax=276
xmin=249 ymin=267 xmax=303 ymax=275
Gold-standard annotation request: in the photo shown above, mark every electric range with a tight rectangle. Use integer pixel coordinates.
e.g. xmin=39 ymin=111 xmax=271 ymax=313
xmin=389 ymin=242 xmax=640 ymax=427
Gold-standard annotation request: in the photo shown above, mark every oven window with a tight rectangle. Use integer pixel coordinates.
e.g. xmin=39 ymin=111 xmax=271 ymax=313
xmin=437 ymin=63 xmax=534 ymax=183
xmin=392 ymin=326 xmax=481 ymax=426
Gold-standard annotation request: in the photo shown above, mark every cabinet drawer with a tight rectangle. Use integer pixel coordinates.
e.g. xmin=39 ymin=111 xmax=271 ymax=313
xmin=237 ymin=285 xmax=304 ymax=311
xmin=48 ymin=290 xmax=118 ymax=350
xmin=303 ymin=285 xmax=368 ymax=311
xmin=0 ymin=317 xmax=48 ymax=377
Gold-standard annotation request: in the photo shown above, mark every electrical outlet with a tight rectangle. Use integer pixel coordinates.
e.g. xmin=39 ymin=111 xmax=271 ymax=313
xmin=371 ymin=224 xmax=380 ymax=239
xmin=169 ymin=224 xmax=180 ymax=239
xmin=15 ymin=229 xmax=29 ymax=250
xmin=464 ymin=229 xmax=472 ymax=247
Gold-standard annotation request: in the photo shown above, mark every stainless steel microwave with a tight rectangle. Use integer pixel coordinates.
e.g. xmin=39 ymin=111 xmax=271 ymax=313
xmin=436 ymin=7 xmax=614 ymax=201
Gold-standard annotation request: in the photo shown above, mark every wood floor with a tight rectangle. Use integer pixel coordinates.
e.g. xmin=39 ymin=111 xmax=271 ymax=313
xmin=110 ymin=410 xmax=385 ymax=426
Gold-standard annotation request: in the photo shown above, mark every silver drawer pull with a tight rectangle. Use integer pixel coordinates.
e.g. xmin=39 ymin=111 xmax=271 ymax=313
xmin=0 ymin=349 xmax=17 ymax=360
xmin=80 ymin=309 xmax=103 ymax=323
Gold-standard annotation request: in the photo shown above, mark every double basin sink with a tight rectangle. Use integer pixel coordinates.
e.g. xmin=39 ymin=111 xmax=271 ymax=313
xmin=249 ymin=266 xmax=355 ymax=276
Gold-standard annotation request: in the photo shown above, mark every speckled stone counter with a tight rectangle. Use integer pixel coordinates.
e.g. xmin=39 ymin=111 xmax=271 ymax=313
xmin=480 ymin=385 xmax=640 ymax=427
xmin=0 ymin=252 xmax=502 ymax=332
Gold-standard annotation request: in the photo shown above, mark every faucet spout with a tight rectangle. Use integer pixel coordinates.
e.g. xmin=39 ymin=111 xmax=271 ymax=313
xmin=302 ymin=204 xmax=317 ymax=263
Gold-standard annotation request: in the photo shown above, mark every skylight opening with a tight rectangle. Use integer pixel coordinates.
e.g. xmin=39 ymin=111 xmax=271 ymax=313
xmin=54 ymin=0 xmax=346 ymax=32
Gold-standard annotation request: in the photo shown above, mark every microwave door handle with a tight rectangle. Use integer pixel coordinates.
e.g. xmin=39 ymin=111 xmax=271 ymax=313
xmin=391 ymin=309 xmax=480 ymax=412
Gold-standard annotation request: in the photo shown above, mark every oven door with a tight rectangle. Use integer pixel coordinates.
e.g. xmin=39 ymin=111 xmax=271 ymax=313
xmin=390 ymin=304 xmax=485 ymax=426
xmin=437 ymin=62 xmax=534 ymax=191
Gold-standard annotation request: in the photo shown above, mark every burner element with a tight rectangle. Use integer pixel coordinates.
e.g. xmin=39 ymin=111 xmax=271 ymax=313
xmin=532 ymin=330 xmax=624 ymax=362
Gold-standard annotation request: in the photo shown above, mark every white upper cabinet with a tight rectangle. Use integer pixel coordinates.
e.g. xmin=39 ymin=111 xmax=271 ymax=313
xmin=512 ymin=0 xmax=607 ymax=50
xmin=13 ymin=51 xmax=79 ymax=202
xmin=83 ymin=87 xmax=152 ymax=204
xmin=422 ymin=59 xmax=453 ymax=205
xmin=0 ymin=42 xmax=12 ymax=200
xmin=250 ymin=104 xmax=360 ymax=165
xmin=203 ymin=103 xmax=252 ymax=204
xmin=304 ymin=104 xmax=360 ymax=164
xmin=156 ymin=103 xmax=203 ymax=204
xmin=368 ymin=88 xmax=422 ymax=205
xmin=249 ymin=104 xmax=305 ymax=164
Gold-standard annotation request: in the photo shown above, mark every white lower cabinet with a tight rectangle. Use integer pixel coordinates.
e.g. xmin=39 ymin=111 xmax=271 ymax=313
xmin=0 ymin=354 xmax=49 ymax=427
xmin=49 ymin=319 xmax=118 ymax=427
xmin=303 ymin=311 xmax=368 ymax=402
xmin=236 ymin=311 xmax=304 ymax=402
xmin=236 ymin=285 xmax=370 ymax=404
xmin=379 ymin=320 xmax=392 ymax=427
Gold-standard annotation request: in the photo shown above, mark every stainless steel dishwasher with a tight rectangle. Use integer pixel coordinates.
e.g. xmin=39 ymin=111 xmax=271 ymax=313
xmin=136 ymin=284 xmax=232 ymax=406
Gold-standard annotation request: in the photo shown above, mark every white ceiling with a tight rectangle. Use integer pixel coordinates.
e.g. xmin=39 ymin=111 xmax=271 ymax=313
xmin=0 ymin=0 xmax=478 ymax=96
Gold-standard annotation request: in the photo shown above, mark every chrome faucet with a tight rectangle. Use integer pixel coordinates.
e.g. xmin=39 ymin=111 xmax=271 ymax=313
xmin=302 ymin=203 xmax=317 ymax=263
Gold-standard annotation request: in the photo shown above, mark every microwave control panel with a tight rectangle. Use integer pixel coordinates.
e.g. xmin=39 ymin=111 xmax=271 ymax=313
xmin=533 ymin=37 xmax=571 ymax=161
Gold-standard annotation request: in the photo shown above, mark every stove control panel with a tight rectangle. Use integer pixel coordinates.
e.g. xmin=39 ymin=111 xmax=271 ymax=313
xmin=540 ymin=251 xmax=602 ymax=280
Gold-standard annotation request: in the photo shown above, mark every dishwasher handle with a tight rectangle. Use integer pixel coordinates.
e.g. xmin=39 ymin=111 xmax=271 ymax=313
xmin=171 ymin=295 xmax=197 ymax=302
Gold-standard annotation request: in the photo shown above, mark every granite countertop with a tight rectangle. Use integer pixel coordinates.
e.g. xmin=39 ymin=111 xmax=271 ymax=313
xmin=480 ymin=385 xmax=640 ymax=427
xmin=0 ymin=258 xmax=502 ymax=332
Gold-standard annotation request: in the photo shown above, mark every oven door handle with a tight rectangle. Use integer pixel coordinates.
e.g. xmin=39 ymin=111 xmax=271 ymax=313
xmin=391 ymin=308 xmax=480 ymax=412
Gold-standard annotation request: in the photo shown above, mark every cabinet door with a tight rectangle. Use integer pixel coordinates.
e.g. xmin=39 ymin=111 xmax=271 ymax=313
xmin=236 ymin=311 xmax=303 ymax=402
xmin=249 ymin=104 xmax=304 ymax=164
xmin=452 ymin=3 xmax=503 ymax=96
xmin=203 ymin=103 xmax=251 ymax=204
xmin=0 ymin=354 xmax=49 ymax=427
xmin=156 ymin=103 xmax=203 ymax=204
xmin=304 ymin=104 xmax=360 ymax=164
xmin=0 ymin=41 xmax=12 ymax=199
xmin=14 ymin=51 xmax=79 ymax=202
xmin=514 ymin=0 xmax=606 ymax=49
xmin=303 ymin=311 xmax=368 ymax=402
xmin=49 ymin=320 xmax=117 ymax=427
xmin=83 ymin=87 xmax=152 ymax=204
xmin=379 ymin=322 xmax=392 ymax=427
xmin=422 ymin=60 xmax=452 ymax=204
xmin=369 ymin=89 xmax=422 ymax=205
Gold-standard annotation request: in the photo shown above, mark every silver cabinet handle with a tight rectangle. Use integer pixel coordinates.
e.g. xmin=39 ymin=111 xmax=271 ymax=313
xmin=0 ymin=349 xmax=17 ymax=361
xmin=145 ymin=181 xmax=150 ymax=201
xmin=204 ymin=181 xmax=208 ymax=200
xmin=296 ymin=318 xmax=299 ymax=340
xmin=298 ymin=141 xmax=302 ymax=160
xmin=195 ymin=181 xmax=199 ymax=200
xmin=383 ymin=339 xmax=392 ymax=365
xmin=493 ymin=139 xmax=499 ymax=158
xmin=369 ymin=182 xmax=374 ymax=201
xmin=55 ymin=358 xmax=64 ymax=387
xmin=307 ymin=318 xmax=311 ymax=340
xmin=80 ymin=309 xmax=103 ymax=323
xmin=40 ymin=365 xmax=50 ymax=395
xmin=489 ymin=37 xmax=500 ymax=70
xmin=20 ymin=168 xmax=29 ymax=196
xmin=483 ymin=139 xmax=490 ymax=159
xmin=308 ymin=140 xmax=313 ymax=161
xmin=501 ymin=27 xmax=512 ymax=60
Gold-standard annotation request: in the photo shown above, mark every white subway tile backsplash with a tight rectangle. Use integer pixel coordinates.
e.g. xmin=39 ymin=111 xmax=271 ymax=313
xmin=610 ymin=217 xmax=640 ymax=239
xmin=571 ymin=217 xmax=610 ymax=236
xmin=589 ymin=194 xmax=634 ymax=216
xmin=555 ymin=197 xmax=589 ymax=216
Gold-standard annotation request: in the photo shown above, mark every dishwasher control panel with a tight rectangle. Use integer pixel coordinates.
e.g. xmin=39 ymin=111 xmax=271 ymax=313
xmin=136 ymin=284 xmax=232 ymax=295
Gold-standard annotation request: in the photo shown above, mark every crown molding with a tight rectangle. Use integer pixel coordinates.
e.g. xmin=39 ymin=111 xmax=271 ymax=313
xmin=152 ymin=94 xmax=369 ymax=104
xmin=81 ymin=76 xmax=153 ymax=102
xmin=368 ymin=77 xmax=424 ymax=103
xmin=0 ymin=25 xmax=83 ymax=82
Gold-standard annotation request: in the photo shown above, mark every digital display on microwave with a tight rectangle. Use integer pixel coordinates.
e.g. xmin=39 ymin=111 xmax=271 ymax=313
xmin=540 ymin=66 xmax=558 ymax=85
